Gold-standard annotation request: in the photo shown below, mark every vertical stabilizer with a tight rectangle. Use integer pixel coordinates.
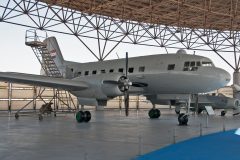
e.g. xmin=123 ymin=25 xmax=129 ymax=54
xmin=43 ymin=37 xmax=70 ymax=78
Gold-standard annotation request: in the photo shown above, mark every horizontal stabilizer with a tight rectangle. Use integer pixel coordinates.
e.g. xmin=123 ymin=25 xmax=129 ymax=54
xmin=0 ymin=72 xmax=88 ymax=91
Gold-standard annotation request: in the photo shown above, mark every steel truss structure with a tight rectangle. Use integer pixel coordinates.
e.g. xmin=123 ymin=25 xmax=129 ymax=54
xmin=0 ymin=0 xmax=240 ymax=71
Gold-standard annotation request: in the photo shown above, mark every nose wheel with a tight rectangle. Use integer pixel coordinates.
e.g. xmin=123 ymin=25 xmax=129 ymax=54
xmin=221 ymin=110 xmax=226 ymax=116
xmin=76 ymin=111 xmax=92 ymax=123
xmin=178 ymin=113 xmax=188 ymax=125
xmin=148 ymin=108 xmax=161 ymax=119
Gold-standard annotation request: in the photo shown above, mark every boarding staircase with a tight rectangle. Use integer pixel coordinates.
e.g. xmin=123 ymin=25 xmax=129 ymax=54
xmin=25 ymin=29 xmax=76 ymax=112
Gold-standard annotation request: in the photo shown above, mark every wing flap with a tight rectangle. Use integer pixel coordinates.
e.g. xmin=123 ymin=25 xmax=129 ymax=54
xmin=0 ymin=72 xmax=88 ymax=91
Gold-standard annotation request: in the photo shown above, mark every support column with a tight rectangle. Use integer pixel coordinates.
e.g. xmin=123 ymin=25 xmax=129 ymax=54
xmin=33 ymin=87 xmax=37 ymax=110
xmin=194 ymin=94 xmax=199 ymax=115
xmin=119 ymin=96 xmax=122 ymax=110
xmin=96 ymin=106 xmax=105 ymax=111
xmin=81 ymin=105 xmax=84 ymax=110
xmin=96 ymin=100 xmax=106 ymax=111
xmin=233 ymin=71 xmax=240 ymax=98
xmin=136 ymin=96 xmax=140 ymax=110
xmin=8 ymin=83 xmax=12 ymax=113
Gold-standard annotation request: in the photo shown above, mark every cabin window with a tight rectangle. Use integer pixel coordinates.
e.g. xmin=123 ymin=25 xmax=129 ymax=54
xmin=92 ymin=70 xmax=97 ymax=74
xmin=202 ymin=61 xmax=213 ymax=67
xmin=118 ymin=68 xmax=124 ymax=73
xmin=78 ymin=72 xmax=81 ymax=76
xmin=197 ymin=61 xmax=201 ymax=66
xmin=184 ymin=61 xmax=190 ymax=67
xmin=167 ymin=64 xmax=175 ymax=70
xmin=190 ymin=61 xmax=195 ymax=66
xmin=109 ymin=69 xmax=114 ymax=73
xmin=71 ymin=68 xmax=74 ymax=72
xmin=139 ymin=66 xmax=145 ymax=72
xmin=101 ymin=69 xmax=106 ymax=73
xmin=85 ymin=71 xmax=89 ymax=76
xmin=128 ymin=67 xmax=134 ymax=73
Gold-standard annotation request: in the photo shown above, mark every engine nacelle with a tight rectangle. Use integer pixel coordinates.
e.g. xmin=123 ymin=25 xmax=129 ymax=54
xmin=226 ymin=98 xmax=240 ymax=109
xmin=71 ymin=73 xmax=126 ymax=100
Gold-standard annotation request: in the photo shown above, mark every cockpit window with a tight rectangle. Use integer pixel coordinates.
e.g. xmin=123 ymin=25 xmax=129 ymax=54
xmin=183 ymin=61 xmax=199 ymax=71
xmin=190 ymin=61 xmax=195 ymax=67
xmin=202 ymin=62 xmax=213 ymax=67
xmin=184 ymin=62 xmax=190 ymax=67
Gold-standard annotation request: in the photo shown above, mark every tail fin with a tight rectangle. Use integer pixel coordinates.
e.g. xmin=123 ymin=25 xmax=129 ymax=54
xmin=44 ymin=36 xmax=64 ymax=68
xmin=43 ymin=37 xmax=72 ymax=78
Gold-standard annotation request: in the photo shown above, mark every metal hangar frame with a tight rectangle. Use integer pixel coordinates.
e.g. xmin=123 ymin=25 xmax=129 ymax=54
xmin=0 ymin=0 xmax=240 ymax=80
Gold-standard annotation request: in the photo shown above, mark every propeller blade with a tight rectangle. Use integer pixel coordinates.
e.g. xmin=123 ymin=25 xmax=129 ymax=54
xmin=125 ymin=52 xmax=128 ymax=78
xmin=124 ymin=91 xmax=129 ymax=116
xmin=124 ymin=52 xmax=129 ymax=116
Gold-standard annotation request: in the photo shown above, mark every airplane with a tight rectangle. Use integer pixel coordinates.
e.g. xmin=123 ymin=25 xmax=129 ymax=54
xmin=147 ymin=93 xmax=240 ymax=117
xmin=0 ymin=37 xmax=231 ymax=125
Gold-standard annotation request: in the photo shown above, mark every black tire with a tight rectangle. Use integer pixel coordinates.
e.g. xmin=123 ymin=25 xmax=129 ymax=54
xmin=175 ymin=108 xmax=180 ymax=114
xmin=39 ymin=114 xmax=43 ymax=121
xmin=84 ymin=111 xmax=91 ymax=122
xmin=198 ymin=108 xmax=203 ymax=114
xmin=76 ymin=111 xmax=84 ymax=123
xmin=148 ymin=108 xmax=155 ymax=119
xmin=155 ymin=109 xmax=161 ymax=118
xmin=148 ymin=109 xmax=160 ymax=119
xmin=221 ymin=110 xmax=226 ymax=116
xmin=178 ymin=113 xmax=188 ymax=125
xmin=15 ymin=113 xmax=19 ymax=119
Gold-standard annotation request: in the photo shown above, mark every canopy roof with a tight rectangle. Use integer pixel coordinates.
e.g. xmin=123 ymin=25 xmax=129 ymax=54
xmin=41 ymin=0 xmax=240 ymax=31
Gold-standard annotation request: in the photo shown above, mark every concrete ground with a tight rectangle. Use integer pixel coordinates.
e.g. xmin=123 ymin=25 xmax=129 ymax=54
xmin=0 ymin=109 xmax=239 ymax=160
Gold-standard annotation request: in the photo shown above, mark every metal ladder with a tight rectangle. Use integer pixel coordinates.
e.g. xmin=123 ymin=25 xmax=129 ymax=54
xmin=25 ymin=29 xmax=76 ymax=111
xmin=25 ymin=30 xmax=62 ymax=78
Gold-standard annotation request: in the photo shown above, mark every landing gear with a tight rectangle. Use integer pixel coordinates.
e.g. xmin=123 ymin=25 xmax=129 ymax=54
xmin=38 ymin=114 xmax=43 ymax=121
xmin=15 ymin=113 xmax=19 ymax=119
xmin=76 ymin=111 xmax=92 ymax=123
xmin=197 ymin=108 xmax=204 ymax=114
xmin=221 ymin=110 xmax=226 ymax=116
xmin=178 ymin=113 xmax=188 ymax=125
xmin=84 ymin=111 xmax=91 ymax=122
xmin=175 ymin=106 xmax=180 ymax=114
xmin=148 ymin=108 xmax=161 ymax=119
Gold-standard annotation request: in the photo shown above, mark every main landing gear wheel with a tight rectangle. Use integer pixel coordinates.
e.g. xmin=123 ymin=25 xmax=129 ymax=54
xmin=175 ymin=107 xmax=180 ymax=114
xmin=221 ymin=110 xmax=226 ymax=117
xmin=178 ymin=113 xmax=188 ymax=125
xmin=198 ymin=108 xmax=203 ymax=114
xmin=15 ymin=113 xmax=19 ymax=119
xmin=148 ymin=108 xmax=161 ymax=119
xmin=38 ymin=114 xmax=43 ymax=121
xmin=76 ymin=111 xmax=92 ymax=123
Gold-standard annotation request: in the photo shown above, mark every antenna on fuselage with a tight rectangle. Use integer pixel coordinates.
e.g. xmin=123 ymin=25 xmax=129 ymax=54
xmin=116 ymin=52 xmax=120 ymax=59
xmin=164 ymin=47 xmax=169 ymax=54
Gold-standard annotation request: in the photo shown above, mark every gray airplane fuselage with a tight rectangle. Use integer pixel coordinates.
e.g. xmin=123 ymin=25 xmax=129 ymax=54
xmin=66 ymin=53 xmax=230 ymax=100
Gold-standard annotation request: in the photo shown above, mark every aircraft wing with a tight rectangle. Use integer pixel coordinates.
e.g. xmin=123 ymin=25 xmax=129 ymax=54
xmin=0 ymin=72 xmax=88 ymax=91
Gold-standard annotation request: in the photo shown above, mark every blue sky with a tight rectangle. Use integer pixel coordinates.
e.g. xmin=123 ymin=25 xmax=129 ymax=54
xmin=0 ymin=22 xmax=235 ymax=84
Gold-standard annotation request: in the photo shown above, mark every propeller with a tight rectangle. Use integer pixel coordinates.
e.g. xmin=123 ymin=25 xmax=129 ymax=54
xmin=124 ymin=52 xmax=129 ymax=116
xmin=103 ymin=52 xmax=148 ymax=116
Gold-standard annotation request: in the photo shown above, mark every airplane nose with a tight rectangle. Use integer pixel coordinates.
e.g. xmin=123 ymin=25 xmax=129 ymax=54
xmin=218 ymin=68 xmax=231 ymax=85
